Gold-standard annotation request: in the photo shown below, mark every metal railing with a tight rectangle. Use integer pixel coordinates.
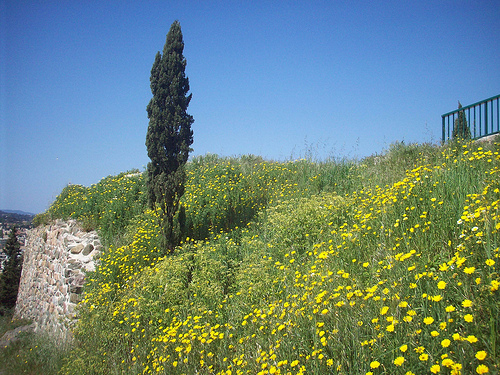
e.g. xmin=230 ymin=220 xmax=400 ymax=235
xmin=442 ymin=94 xmax=500 ymax=142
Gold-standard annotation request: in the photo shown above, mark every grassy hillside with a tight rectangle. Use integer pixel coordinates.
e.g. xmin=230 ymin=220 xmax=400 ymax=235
xmin=6 ymin=140 xmax=500 ymax=374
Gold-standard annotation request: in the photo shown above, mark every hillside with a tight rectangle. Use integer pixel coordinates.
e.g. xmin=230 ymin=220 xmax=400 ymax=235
xmin=0 ymin=211 xmax=34 ymax=225
xmin=3 ymin=139 xmax=500 ymax=374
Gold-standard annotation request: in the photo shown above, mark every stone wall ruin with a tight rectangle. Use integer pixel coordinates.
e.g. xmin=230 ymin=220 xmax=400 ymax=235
xmin=14 ymin=220 xmax=102 ymax=342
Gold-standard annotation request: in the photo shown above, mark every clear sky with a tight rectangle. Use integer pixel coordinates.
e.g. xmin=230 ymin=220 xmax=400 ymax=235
xmin=1 ymin=1 xmax=499 ymax=214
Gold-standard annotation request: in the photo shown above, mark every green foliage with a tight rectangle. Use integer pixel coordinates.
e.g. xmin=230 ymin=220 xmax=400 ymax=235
xmin=0 ymin=227 xmax=23 ymax=313
xmin=0 ymin=313 xmax=66 ymax=375
xmin=0 ymin=332 xmax=68 ymax=375
xmin=262 ymin=193 xmax=353 ymax=255
xmin=183 ymin=154 xmax=357 ymax=240
xmin=146 ymin=20 xmax=194 ymax=252
xmin=46 ymin=171 xmax=146 ymax=246
xmin=452 ymin=101 xmax=471 ymax=140
xmin=30 ymin=140 xmax=500 ymax=374
xmin=32 ymin=212 xmax=51 ymax=227
xmin=357 ymin=141 xmax=442 ymax=191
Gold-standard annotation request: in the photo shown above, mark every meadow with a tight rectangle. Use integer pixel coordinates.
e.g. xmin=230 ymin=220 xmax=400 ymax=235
xmin=3 ymin=139 xmax=499 ymax=374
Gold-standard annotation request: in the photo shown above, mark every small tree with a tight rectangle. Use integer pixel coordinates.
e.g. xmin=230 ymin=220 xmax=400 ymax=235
xmin=0 ymin=227 xmax=23 ymax=314
xmin=146 ymin=21 xmax=194 ymax=252
xmin=452 ymin=101 xmax=471 ymax=140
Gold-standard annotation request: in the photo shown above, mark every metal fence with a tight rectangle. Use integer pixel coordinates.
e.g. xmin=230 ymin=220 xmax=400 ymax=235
xmin=442 ymin=94 xmax=500 ymax=142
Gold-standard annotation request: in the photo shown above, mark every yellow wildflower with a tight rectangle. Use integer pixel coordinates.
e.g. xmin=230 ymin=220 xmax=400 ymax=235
xmin=475 ymin=351 xmax=487 ymax=360
xmin=476 ymin=364 xmax=489 ymax=374
xmin=394 ymin=356 xmax=405 ymax=366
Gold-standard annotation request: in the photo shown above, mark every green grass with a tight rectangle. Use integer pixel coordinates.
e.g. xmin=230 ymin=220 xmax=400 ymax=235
xmin=0 ymin=313 xmax=68 ymax=375
xmin=17 ymin=138 xmax=500 ymax=374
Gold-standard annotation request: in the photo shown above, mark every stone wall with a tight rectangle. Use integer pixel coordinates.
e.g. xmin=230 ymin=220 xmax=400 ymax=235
xmin=14 ymin=220 xmax=102 ymax=342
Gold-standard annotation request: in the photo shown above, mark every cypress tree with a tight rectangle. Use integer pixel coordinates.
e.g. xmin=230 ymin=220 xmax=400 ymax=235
xmin=0 ymin=227 xmax=23 ymax=314
xmin=146 ymin=21 xmax=194 ymax=252
xmin=452 ymin=101 xmax=471 ymax=140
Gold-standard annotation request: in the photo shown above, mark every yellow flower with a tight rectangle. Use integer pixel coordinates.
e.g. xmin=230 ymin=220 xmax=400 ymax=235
xmin=475 ymin=351 xmax=487 ymax=360
xmin=485 ymin=259 xmax=495 ymax=266
xmin=466 ymin=335 xmax=478 ymax=343
xmin=380 ymin=306 xmax=389 ymax=315
xmin=424 ymin=317 xmax=434 ymax=325
xmin=386 ymin=324 xmax=395 ymax=332
xmin=370 ymin=361 xmax=380 ymax=369
xmin=419 ymin=353 xmax=429 ymax=361
xmin=476 ymin=364 xmax=489 ymax=374
xmin=290 ymin=360 xmax=299 ymax=367
xmin=445 ymin=305 xmax=456 ymax=312
xmin=464 ymin=266 xmax=475 ymax=274
xmin=464 ymin=314 xmax=474 ymax=322
xmin=431 ymin=364 xmax=441 ymax=373
xmin=462 ymin=299 xmax=473 ymax=308
xmin=415 ymin=346 xmax=425 ymax=354
xmin=490 ymin=280 xmax=499 ymax=292
xmin=318 ymin=251 xmax=328 ymax=259
xmin=394 ymin=356 xmax=405 ymax=366
xmin=442 ymin=358 xmax=454 ymax=367
xmin=437 ymin=281 xmax=446 ymax=289
xmin=400 ymin=344 xmax=408 ymax=352
xmin=452 ymin=363 xmax=463 ymax=372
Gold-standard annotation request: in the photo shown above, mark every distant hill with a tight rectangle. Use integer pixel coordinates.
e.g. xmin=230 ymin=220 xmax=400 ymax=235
xmin=1 ymin=209 xmax=35 ymax=216
xmin=0 ymin=210 xmax=35 ymax=224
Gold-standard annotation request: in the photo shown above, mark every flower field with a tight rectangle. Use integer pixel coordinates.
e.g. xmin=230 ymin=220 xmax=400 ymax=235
xmin=33 ymin=140 xmax=500 ymax=374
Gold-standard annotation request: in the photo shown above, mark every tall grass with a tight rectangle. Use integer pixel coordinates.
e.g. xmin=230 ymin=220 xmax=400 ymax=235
xmin=14 ymin=139 xmax=500 ymax=374
xmin=0 ymin=313 xmax=68 ymax=375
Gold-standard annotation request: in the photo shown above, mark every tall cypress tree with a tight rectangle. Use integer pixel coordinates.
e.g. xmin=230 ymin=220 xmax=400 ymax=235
xmin=453 ymin=101 xmax=471 ymax=140
xmin=0 ymin=227 xmax=23 ymax=314
xmin=146 ymin=21 xmax=194 ymax=252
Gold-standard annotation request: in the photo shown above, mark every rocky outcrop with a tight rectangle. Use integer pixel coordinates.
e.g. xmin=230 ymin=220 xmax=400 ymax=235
xmin=14 ymin=220 xmax=102 ymax=342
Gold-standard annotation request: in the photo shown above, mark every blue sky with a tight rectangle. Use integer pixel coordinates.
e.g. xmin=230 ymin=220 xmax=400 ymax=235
xmin=1 ymin=1 xmax=499 ymax=214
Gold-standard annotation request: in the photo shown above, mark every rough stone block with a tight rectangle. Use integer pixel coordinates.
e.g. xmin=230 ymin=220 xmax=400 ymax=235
xmin=82 ymin=243 xmax=94 ymax=256
xmin=67 ymin=259 xmax=82 ymax=269
xmin=70 ymin=244 xmax=84 ymax=254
